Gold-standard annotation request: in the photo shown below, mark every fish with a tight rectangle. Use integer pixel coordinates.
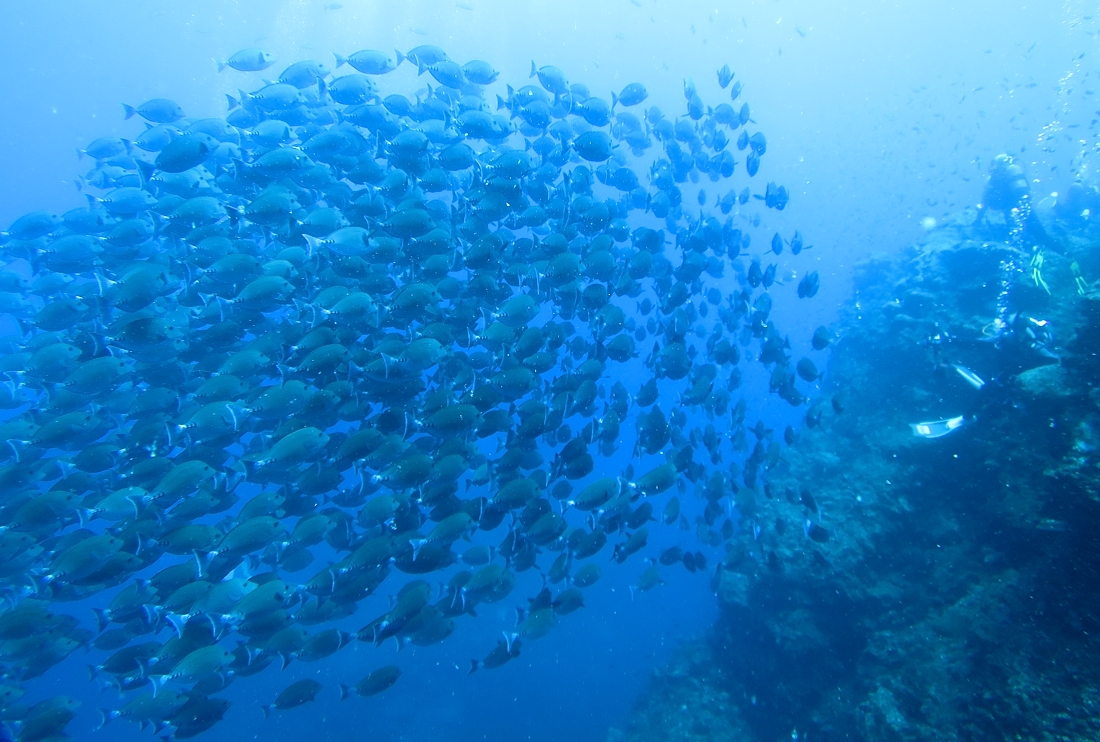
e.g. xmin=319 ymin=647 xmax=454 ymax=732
xmin=0 ymin=36 xmax=837 ymax=740
xmin=339 ymin=665 xmax=402 ymax=698
xmin=613 ymin=83 xmax=648 ymax=107
xmin=216 ymin=49 xmax=276 ymax=73
xmin=278 ymin=60 xmax=331 ymax=89
xmin=262 ymin=679 xmax=323 ymax=717
xmin=796 ymin=357 xmax=820 ymax=382
xmin=334 ymin=49 xmax=406 ymax=75
xmin=573 ymin=131 xmax=614 ymax=161
xmin=152 ymin=133 xmax=218 ymax=174
xmin=765 ymin=181 xmax=789 ymax=210
xmin=636 ymin=563 xmax=664 ymax=592
xmin=804 ymin=520 xmax=830 ymax=543
xmin=470 ymin=635 xmax=522 ymax=672
xmin=121 ymin=98 xmax=185 ymax=123
xmin=798 ymin=271 xmax=821 ymax=298
xmin=463 ymin=60 xmax=500 ymax=85
xmin=572 ymin=563 xmax=602 ymax=588
xmin=77 ymin=136 xmax=131 ymax=161
xmin=800 ymin=488 xmax=818 ymax=513
xmin=659 ymin=546 xmax=684 ymax=566
xmin=530 ymin=62 xmax=570 ymax=96
xmin=717 ymin=64 xmax=734 ymax=89
xmin=405 ymin=45 xmax=449 ymax=68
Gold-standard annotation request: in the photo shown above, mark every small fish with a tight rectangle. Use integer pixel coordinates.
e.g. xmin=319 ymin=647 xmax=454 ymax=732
xmin=636 ymin=564 xmax=665 ymax=592
xmin=797 ymin=271 xmax=820 ymax=298
xmin=217 ymin=49 xmax=275 ymax=73
xmin=613 ymin=82 xmax=648 ymax=107
xmin=800 ymin=488 xmax=818 ymax=513
xmin=262 ymin=679 xmax=323 ymax=718
xmin=796 ymin=357 xmax=820 ymax=382
xmin=470 ymin=636 xmax=522 ymax=672
xmin=717 ymin=64 xmax=734 ymax=89
xmin=339 ymin=666 xmax=401 ymax=699
xmin=121 ymin=98 xmax=184 ymax=123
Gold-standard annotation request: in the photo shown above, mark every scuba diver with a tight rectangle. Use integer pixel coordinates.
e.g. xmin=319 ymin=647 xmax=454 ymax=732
xmin=914 ymin=310 xmax=1058 ymax=439
xmin=913 ymin=155 xmax=1060 ymax=438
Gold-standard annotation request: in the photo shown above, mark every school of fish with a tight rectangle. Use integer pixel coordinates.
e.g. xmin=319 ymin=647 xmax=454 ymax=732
xmin=0 ymin=44 xmax=831 ymax=740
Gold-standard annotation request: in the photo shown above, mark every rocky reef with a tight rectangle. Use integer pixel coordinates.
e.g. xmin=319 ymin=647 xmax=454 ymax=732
xmin=616 ymin=164 xmax=1100 ymax=741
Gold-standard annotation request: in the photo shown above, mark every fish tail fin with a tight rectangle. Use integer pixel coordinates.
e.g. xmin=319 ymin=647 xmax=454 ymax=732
xmin=135 ymin=160 xmax=156 ymax=186
xmin=188 ymin=546 xmax=210 ymax=580
xmin=333 ymin=52 xmax=347 ymax=69
xmin=225 ymin=93 xmax=239 ymax=111
xmin=338 ymin=683 xmax=351 ymax=701
xmin=122 ymin=103 xmax=137 ymax=120
xmin=164 ymin=612 xmax=190 ymax=639
xmin=93 ymin=709 xmax=116 ymax=732
xmin=92 ymin=606 xmax=110 ymax=634
xmin=611 ymin=92 xmax=618 ymax=109
xmin=77 ymin=507 xmax=95 ymax=530
xmin=279 ymin=652 xmax=291 ymax=671
xmin=468 ymin=659 xmax=479 ymax=674
xmin=238 ymin=456 xmax=260 ymax=480
xmin=302 ymin=233 xmax=322 ymax=257
xmin=261 ymin=704 xmax=272 ymax=720
xmin=31 ymin=572 xmax=54 ymax=596
xmin=395 ymin=49 xmax=406 ymax=67
xmin=198 ymin=293 xmax=232 ymax=322
xmin=417 ymin=59 xmax=426 ymax=76
xmin=529 ymin=60 xmax=537 ymax=78
xmin=141 ymin=602 xmax=162 ymax=627
xmin=149 ymin=673 xmax=168 ymax=696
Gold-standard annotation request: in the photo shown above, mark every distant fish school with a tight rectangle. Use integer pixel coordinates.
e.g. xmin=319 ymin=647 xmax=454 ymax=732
xmin=0 ymin=42 xmax=832 ymax=740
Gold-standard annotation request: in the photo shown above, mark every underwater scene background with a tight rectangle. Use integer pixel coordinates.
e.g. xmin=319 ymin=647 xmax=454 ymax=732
xmin=1 ymin=1 xmax=1099 ymax=740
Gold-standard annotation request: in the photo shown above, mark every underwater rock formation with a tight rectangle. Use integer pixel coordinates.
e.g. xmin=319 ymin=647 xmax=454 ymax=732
xmin=617 ymin=161 xmax=1100 ymax=741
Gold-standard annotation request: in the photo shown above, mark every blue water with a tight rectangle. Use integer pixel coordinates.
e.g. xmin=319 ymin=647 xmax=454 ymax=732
xmin=2 ymin=1 xmax=1098 ymax=740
